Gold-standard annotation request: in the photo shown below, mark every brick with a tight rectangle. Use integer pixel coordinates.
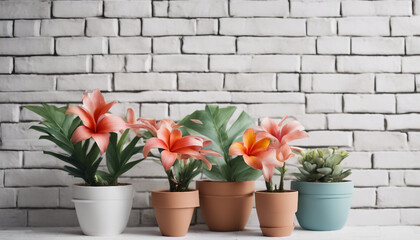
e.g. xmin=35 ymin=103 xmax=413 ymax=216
xmin=0 ymin=75 xmax=55 ymax=92
xmin=124 ymin=160 xmax=166 ymax=177
xmin=232 ymin=93 xmax=304 ymax=104
xmin=53 ymin=0 xmax=102 ymax=17
xmin=409 ymin=132 xmax=420 ymax=150
xmin=109 ymin=103 xmax=140 ymax=119
xmin=141 ymin=209 xmax=157 ymax=226
xmin=153 ymin=1 xmax=168 ymax=17
xmin=0 ymin=105 xmax=19 ymax=122
xmin=128 ymin=210 xmax=141 ymax=227
xmin=347 ymin=209 xmax=400 ymax=226
xmin=59 ymin=187 xmax=73 ymax=208
xmin=196 ymin=19 xmax=218 ymax=35
xmin=130 ymin=178 xmax=168 ymax=192
xmin=56 ymin=37 xmax=107 ymax=55
xmin=28 ymin=210 xmax=78 ymax=227
xmin=143 ymin=19 xmax=195 ymax=36
xmin=14 ymin=20 xmax=41 ymax=37
xmin=15 ymin=56 xmax=91 ymax=74
xmin=302 ymin=56 xmax=335 ymax=73
xmin=93 ymin=55 xmax=124 ymax=73
xmin=390 ymin=170 xmax=405 ymax=186
xmin=169 ymin=0 xmax=228 ymax=17
xmin=247 ymin=104 xmax=305 ymax=118
xmin=378 ymin=187 xmax=420 ymax=207
xmin=169 ymin=104 xmax=205 ymax=121
xmin=126 ymin=55 xmax=152 ymax=72
xmin=397 ymin=94 xmax=420 ymax=113
xmin=133 ymin=192 xmax=150 ymax=208
xmin=18 ymin=188 xmax=59 ymax=208
xmin=0 ymin=37 xmax=53 ymax=55
xmin=352 ymin=188 xmax=376 ymax=208
xmin=391 ymin=16 xmax=420 ymax=36
xmin=307 ymin=74 xmax=375 ymax=93
xmin=153 ymin=37 xmax=181 ymax=54
xmin=109 ymin=37 xmax=151 ymax=54
xmin=153 ymin=55 xmax=207 ymax=72
xmin=290 ymin=114 xmax=327 ymax=130
xmin=0 ymin=57 xmax=13 ymax=74
xmin=342 ymin=1 xmax=412 ymax=16
xmin=20 ymin=107 xmax=45 ymax=122
xmin=291 ymin=1 xmax=340 ymax=17
xmin=115 ymin=73 xmax=177 ymax=91
xmin=0 ymin=188 xmax=16 ymax=208
xmin=5 ymin=169 xmax=75 ymax=187
xmin=41 ymin=19 xmax=85 ymax=37
xmin=354 ymin=132 xmax=407 ymax=151
xmin=0 ymin=92 xmax=81 ymax=105
xmin=307 ymin=18 xmax=336 ymax=36
xmin=341 ymin=152 xmax=372 ymax=169
xmin=290 ymin=131 xmax=352 ymax=147
xmin=57 ymin=74 xmax=111 ymax=91
xmin=401 ymin=209 xmax=420 ymax=225
xmin=220 ymin=18 xmax=306 ymax=36
xmin=178 ymin=73 xmax=224 ymax=91
xmin=307 ymin=94 xmax=342 ymax=113
xmin=376 ymin=74 xmax=415 ymax=92
xmin=183 ymin=36 xmax=235 ymax=54
xmin=0 ymin=171 xmax=3 ymax=187
xmin=210 ymin=55 xmax=300 ymax=73
xmin=277 ymin=74 xmax=299 ymax=91
xmin=0 ymin=210 xmax=27 ymax=227
xmin=230 ymin=0 xmax=289 ymax=17
xmin=338 ymin=17 xmax=390 ymax=36
xmin=337 ymin=56 xmax=401 ymax=73
xmin=0 ymin=1 xmax=50 ymax=19
xmin=317 ymin=37 xmax=350 ymax=55
xmin=405 ymin=170 xmax=420 ymax=186
xmin=140 ymin=104 xmax=168 ymax=120
xmin=105 ymin=0 xmax=152 ymax=17
xmin=387 ymin=114 xmax=420 ymax=130
xmin=23 ymin=151 xmax=64 ymax=169
xmin=120 ymin=19 xmax=141 ymax=36
xmin=225 ymin=74 xmax=276 ymax=92
xmin=328 ymin=114 xmax=385 ymax=130
xmin=406 ymin=37 xmax=420 ymax=55
xmin=349 ymin=170 xmax=389 ymax=187
xmin=402 ymin=56 xmax=420 ymax=73
xmin=0 ymin=21 xmax=13 ymax=37
xmin=375 ymin=152 xmax=420 ymax=168
xmin=86 ymin=18 xmax=118 ymax=37
xmin=238 ymin=37 xmax=315 ymax=54
xmin=0 ymin=151 xmax=22 ymax=168
xmin=352 ymin=37 xmax=404 ymax=55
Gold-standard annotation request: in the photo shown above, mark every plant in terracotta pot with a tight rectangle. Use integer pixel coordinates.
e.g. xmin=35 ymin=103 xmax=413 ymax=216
xmin=25 ymin=90 xmax=147 ymax=236
xmin=291 ymin=148 xmax=353 ymax=231
xmin=142 ymin=121 xmax=221 ymax=237
xmin=229 ymin=116 xmax=309 ymax=237
xmin=178 ymin=105 xmax=262 ymax=231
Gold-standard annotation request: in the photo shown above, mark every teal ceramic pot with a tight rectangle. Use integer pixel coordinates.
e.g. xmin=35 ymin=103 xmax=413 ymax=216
xmin=290 ymin=181 xmax=353 ymax=231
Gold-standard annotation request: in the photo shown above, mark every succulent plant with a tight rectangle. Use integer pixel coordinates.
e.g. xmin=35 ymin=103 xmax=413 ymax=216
xmin=294 ymin=148 xmax=351 ymax=182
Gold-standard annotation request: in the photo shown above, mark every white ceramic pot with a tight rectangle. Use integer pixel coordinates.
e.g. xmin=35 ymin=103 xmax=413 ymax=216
xmin=72 ymin=184 xmax=134 ymax=236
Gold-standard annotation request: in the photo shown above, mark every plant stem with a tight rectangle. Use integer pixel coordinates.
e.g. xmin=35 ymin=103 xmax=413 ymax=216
xmin=265 ymin=180 xmax=273 ymax=192
xmin=279 ymin=163 xmax=286 ymax=192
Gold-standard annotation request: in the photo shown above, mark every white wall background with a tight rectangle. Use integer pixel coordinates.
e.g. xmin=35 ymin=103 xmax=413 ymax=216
xmin=0 ymin=0 xmax=420 ymax=227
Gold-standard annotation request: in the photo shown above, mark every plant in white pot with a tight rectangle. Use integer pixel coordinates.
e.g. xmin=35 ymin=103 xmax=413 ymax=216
xmin=25 ymin=89 xmax=147 ymax=236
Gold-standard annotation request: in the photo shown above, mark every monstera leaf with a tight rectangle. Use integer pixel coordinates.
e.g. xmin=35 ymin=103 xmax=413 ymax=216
xmin=178 ymin=105 xmax=261 ymax=182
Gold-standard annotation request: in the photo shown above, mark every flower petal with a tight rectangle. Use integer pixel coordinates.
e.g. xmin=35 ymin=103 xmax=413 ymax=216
xmin=229 ymin=142 xmax=247 ymax=156
xmin=250 ymin=137 xmax=270 ymax=154
xmin=261 ymin=117 xmax=280 ymax=138
xmin=169 ymin=128 xmax=183 ymax=149
xmin=200 ymin=149 xmax=222 ymax=158
xmin=96 ymin=114 xmax=127 ymax=133
xmin=66 ymin=106 xmax=95 ymax=130
xmin=281 ymin=129 xmax=309 ymax=145
xmin=126 ymin=108 xmax=136 ymax=124
xmin=161 ymin=150 xmax=178 ymax=171
xmin=171 ymin=136 xmax=203 ymax=151
xmin=94 ymin=101 xmax=117 ymax=121
xmin=156 ymin=127 xmax=171 ymax=146
xmin=175 ymin=148 xmax=212 ymax=170
xmin=71 ymin=126 xmax=94 ymax=143
xmin=281 ymin=120 xmax=305 ymax=137
xmin=143 ymin=137 xmax=168 ymax=159
xmin=243 ymin=155 xmax=263 ymax=170
xmin=91 ymin=132 xmax=110 ymax=155
xmin=243 ymin=128 xmax=256 ymax=150
xmin=262 ymin=164 xmax=274 ymax=183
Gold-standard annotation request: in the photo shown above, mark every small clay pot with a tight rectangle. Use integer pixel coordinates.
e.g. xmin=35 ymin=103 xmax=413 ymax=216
xmin=151 ymin=189 xmax=199 ymax=237
xmin=255 ymin=190 xmax=298 ymax=237
xmin=196 ymin=180 xmax=254 ymax=231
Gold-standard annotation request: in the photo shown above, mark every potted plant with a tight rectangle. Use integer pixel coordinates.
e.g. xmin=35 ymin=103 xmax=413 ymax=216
xmin=291 ymin=148 xmax=353 ymax=231
xmin=178 ymin=105 xmax=262 ymax=231
xmin=26 ymin=90 xmax=146 ymax=236
xmin=142 ymin=121 xmax=221 ymax=237
xmin=229 ymin=116 xmax=309 ymax=237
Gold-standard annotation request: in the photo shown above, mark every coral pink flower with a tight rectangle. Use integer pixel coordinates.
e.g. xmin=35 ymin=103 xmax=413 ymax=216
xmin=143 ymin=126 xmax=218 ymax=171
xmin=229 ymin=128 xmax=283 ymax=182
xmin=137 ymin=118 xmax=179 ymax=136
xmin=66 ymin=89 xmax=127 ymax=154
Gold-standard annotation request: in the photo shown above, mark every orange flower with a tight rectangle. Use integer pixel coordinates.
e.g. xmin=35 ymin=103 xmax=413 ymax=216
xmin=66 ymin=89 xmax=127 ymax=155
xmin=137 ymin=118 xmax=179 ymax=136
xmin=229 ymin=128 xmax=282 ymax=182
xmin=143 ymin=126 xmax=219 ymax=171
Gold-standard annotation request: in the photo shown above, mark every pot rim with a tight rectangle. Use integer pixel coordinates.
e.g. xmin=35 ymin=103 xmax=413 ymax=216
xmin=152 ymin=189 xmax=198 ymax=194
xmin=73 ymin=183 xmax=133 ymax=189
xmin=291 ymin=180 xmax=352 ymax=185
xmin=255 ymin=190 xmax=297 ymax=195
xmin=196 ymin=180 xmax=255 ymax=183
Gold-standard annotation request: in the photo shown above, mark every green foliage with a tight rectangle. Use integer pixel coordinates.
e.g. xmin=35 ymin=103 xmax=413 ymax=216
xmin=166 ymin=159 xmax=204 ymax=192
xmin=178 ymin=105 xmax=261 ymax=182
xmin=293 ymin=148 xmax=351 ymax=182
xmin=25 ymin=104 xmax=144 ymax=186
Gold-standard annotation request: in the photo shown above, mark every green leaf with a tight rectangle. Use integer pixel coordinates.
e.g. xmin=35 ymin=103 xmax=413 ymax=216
xmin=106 ymin=133 xmax=119 ymax=175
xmin=317 ymin=167 xmax=333 ymax=175
xmin=39 ymin=136 xmax=73 ymax=154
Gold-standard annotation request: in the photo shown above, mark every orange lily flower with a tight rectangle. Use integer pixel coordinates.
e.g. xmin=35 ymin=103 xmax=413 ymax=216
xmin=125 ymin=108 xmax=143 ymax=136
xmin=229 ymin=128 xmax=283 ymax=182
xmin=66 ymin=89 xmax=127 ymax=155
xmin=143 ymin=126 xmax=218 ymax=171
xmin=137 ymin=118 xmax=179 ymax=136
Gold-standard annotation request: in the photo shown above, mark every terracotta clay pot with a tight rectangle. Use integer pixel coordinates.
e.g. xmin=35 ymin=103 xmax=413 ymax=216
xmin=151 ymin=189 xmax=199 ymax=237
xmin=255 ymin=190 xmax=298 ymax=237
xmin=196 ymin=180 xmax=254 ymax=231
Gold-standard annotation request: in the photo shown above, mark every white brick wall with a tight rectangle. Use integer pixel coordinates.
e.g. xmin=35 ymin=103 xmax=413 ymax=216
xmin=0 ymin=0 xmax=418 ymax=227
